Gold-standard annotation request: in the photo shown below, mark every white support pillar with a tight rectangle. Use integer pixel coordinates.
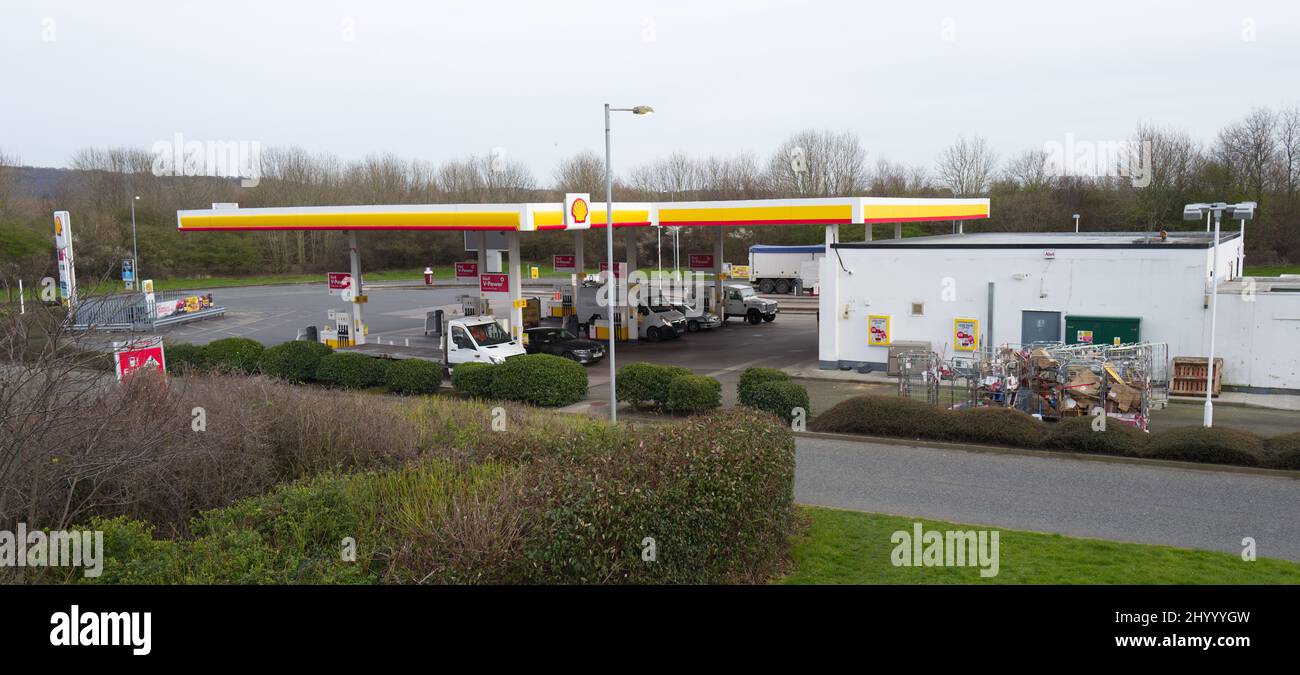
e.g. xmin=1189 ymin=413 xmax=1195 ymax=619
xmin=894 ymin=222 xmax=902 ymax=239
xmin=817 ymin=224 xmax=840 ymax=368
xmin=626 ymin=228 xmax=639 ymax=341
xmin=507 ymin=231 xmax=522 ymax=339
xmin=714 ymin=226 xmax=725 ymax=316
xmin=573 ymin=231 xmax=584 ymax=319
xmin=348 ymin=231 xmax=366 ymax=346
xmin=477 ymin=232 xmax=488 ymax=315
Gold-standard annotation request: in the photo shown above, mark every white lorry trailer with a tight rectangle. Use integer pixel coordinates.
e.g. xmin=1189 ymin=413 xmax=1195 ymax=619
xmin=748 ymin=244 xmax=824 ymax=294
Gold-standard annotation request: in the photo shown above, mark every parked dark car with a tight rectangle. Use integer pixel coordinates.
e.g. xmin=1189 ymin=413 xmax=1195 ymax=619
xmin=523 ymin=327 xmax=606 ymax=364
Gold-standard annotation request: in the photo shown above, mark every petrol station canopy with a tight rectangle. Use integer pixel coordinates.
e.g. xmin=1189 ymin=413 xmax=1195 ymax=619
xmin=176 ymin=197 xmax=990 ymax=232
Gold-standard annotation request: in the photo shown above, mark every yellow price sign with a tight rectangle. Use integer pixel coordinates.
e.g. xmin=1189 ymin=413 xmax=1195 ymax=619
xmin=513 ymin=298 xmax=527 ymax=309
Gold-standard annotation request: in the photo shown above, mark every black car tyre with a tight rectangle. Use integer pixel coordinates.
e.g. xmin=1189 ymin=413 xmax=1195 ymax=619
xmin=746 ymin=310 xmax=762 ymax=325
xmin=647 ymin=326 xmax=661 ymax=342
xmin=687 ymin=320 xmax=700 ymax=332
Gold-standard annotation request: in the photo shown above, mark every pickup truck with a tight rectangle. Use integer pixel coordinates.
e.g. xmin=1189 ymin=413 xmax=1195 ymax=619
xmin=722 ymin=283 xmax=779 ymax=324
xmin=523 ymin=327 xmax=606 ymax=364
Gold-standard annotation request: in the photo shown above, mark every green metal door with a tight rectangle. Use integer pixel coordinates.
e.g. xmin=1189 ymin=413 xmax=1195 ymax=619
xmin=1064 ymin=315 xmax=1141 ymax=346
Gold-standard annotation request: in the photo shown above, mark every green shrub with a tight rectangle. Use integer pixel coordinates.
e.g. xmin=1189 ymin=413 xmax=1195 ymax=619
xmin=385 ymin=358 xmax=443 ymax=395
xmin=451 ymin=362 xmax=497 ymax=398
xmin=490 ymin=354 xmax=588 ymax=407
xmin=948 ymin=407 xmax=1046 ymax=448
xmin=665 ymin=374 xmax=722 ymax=414
xmin=1142 ymin=427 xmax=1267 ymax=466
xmin=1045 ymin=416 xmax=1149 ymax=456
xmin=165 ymin=342 xmax=209 ymax=374
xmin=205 ymin=337 xmax=265 ymax=374
xmin=1265 ymin=432 xmax=1300 ymax=470
xmin=738 ymin=367 xmax=791 ymax=407
xmin=744 ymin=380 xmax=810 ymax=423
xmin=522 ymin=408 xmax=794 ymax=584
xmin=616 ymin=363 xmax=691 ymax=409
xmin=810 ymin=395 xmax=953 ymax=439
xmin=314 ymin=352 xmax=389 ymax=389
xmin=258 ymin=340 xmax=332 ymax=383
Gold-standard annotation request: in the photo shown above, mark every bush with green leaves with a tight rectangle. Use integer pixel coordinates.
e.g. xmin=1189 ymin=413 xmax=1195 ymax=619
xmin=384 ymin=358 xmax=443 ymax=395
xmin=737 ymin=367 xmax=791 ymax=407
xmin=616 ymin=362 xmax=691 ymax=410
xmin=314 ymin=352 xmax=389 ymax=389
xmin=1266 ymin=432 xmax=1300 ymax=470
xmin=665 ymin=374 xmax=722 ymax=414
xmin=948 ymin=407 xmax=1046 ymax=448
xmin=1142 ymin=427 xmax=1268 ymax=466
xmin=164 ymin=342 xmax=209 ymax=374
xmin=205 ymin=337 xmax=265 ymax=374
xmin=258 ymin=340 xmax=333 ymax=383
xmin=451 ymin=362 xmax=497 ymax=398
xmin=490 ymin=354 xmax=588 ymax=407
xmin=744 ymin=379 xmax=810 ymax=423
xmin=810 ymin=395 xmax=953 ymax=439
xmin=1045 ymin=416 xmax=1148 ymax=456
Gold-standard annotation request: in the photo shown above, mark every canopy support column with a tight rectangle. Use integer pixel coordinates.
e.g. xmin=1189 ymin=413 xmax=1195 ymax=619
xmin=818 ymin=224 xmax=840 ymax=368
xmin=477 ymin=232 xmax=488 ymax=315
xmin=507 ymin=231 xmax=522 ymax=339
xmin=348 ymin=231 xmax=365 ymax=346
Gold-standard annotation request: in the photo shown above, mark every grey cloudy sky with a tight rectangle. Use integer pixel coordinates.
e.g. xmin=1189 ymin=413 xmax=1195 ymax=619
xmin=3 ymin=0 xmax=1298 ymax=182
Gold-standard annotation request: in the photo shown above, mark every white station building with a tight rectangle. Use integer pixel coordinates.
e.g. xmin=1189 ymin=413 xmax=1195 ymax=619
xmin=817 ymin=228 xmax=1300 ymax=392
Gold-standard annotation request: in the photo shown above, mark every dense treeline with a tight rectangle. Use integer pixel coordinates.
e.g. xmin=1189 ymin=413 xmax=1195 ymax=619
xmin=0 ymin=105 xmax=1296 ymax=287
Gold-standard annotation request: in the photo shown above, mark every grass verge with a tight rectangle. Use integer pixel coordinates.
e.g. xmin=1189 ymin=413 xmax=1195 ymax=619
xmin=781 ymin=506 xmax=1300 ymax=584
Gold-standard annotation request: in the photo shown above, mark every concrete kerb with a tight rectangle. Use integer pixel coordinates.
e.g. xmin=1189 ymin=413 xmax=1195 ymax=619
xmin=795 ymin=429 xmax=1300 ymax=480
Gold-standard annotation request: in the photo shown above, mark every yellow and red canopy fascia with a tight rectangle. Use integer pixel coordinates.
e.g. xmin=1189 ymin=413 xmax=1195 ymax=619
xmin=177 ymin=197 xmax=989 ymax=232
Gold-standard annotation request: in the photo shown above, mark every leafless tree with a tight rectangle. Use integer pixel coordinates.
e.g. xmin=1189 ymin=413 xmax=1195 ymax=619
xmin=766 ymin=129 xmax=867 ymax=197
xmin=936 ymin=135 xmax=998 ymax=196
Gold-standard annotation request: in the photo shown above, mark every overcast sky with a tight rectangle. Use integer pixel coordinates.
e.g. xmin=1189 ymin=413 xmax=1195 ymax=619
xmin=3 ymin=0 xmax=1298 ymax=183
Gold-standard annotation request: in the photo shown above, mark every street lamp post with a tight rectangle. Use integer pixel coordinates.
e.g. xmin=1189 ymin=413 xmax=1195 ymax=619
xmin=1183 ymin=201 xmax=1255 ymax=428
xmin=604 ymin=103 xmax=654 ymax=423
xmin=131 ymin=195 xmax=140 ymax=284
xmin=1072 ymin=213 xmax=1080 ymax=233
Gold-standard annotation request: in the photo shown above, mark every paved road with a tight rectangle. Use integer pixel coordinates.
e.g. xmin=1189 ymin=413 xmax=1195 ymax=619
xmin=795 ymin=435 xmax=1300 ymax=561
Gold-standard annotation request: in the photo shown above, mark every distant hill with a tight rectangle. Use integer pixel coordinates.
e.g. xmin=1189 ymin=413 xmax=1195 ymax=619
xmin=10 ymin=165 xmax=75 ymax=200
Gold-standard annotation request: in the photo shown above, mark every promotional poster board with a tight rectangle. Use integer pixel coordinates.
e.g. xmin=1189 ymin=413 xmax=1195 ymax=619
xmin=868 ymin=315 xmax=892 ymax=346
xmin=954 ymin=317 xmax=979 ymax=352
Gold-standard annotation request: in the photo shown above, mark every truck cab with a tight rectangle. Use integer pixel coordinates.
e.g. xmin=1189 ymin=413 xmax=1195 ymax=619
xmin=722 ymin=283 xmax=779 ymax=324
xmin=575 ymin=282 xmax=688 ymax=341
xmin=445 ymin=315 xmax=528 ymax=367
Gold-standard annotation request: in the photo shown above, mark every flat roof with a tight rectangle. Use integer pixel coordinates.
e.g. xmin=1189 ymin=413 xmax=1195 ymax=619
xmin=833 ymin=231 xmax=1240 ymax=250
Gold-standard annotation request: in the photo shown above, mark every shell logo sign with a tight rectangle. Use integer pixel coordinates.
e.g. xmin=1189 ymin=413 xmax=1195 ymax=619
xmin=54 ymin=214 xmax=63 ymax=237
xmin=564 ymin=193 xmax=591 ymax=230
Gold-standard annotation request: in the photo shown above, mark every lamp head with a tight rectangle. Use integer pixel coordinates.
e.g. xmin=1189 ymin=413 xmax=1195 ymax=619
xmin=631 ymin=105 xmax=654 ymax=116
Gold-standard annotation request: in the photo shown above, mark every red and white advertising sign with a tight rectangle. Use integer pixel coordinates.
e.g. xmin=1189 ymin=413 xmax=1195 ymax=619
xmin=553 ymin=255 xmax=576 ymax=272
xmin=328 ymin=272 xmax=353 ymax=296
xmin=455 ymin=261 xmax=479 ymax=278
xmin=114 ymin=337 xmax=166 ymax=382
xmin=480 ymin=273 xmax=509 ymax=293
xmin=688 ymin=253 xmax=715 ymax=270
xmin=598 ymin=262 xmax=627 ymax=279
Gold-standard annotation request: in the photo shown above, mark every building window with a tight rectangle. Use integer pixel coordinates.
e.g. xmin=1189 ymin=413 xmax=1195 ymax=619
xmin=911 ymin=302 xmax=925 ymax=316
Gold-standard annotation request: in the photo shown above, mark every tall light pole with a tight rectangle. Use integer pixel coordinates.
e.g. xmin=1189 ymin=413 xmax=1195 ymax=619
xmin=1072 ymin=213 xmax=1080 ymax=233
xmin=604 ymin=103 xmax=654 ymax=422
xmin=1183 ymin=201 xmax=1255 ymax=428
xmin=131 ymin=195 xmax=141 ymax=284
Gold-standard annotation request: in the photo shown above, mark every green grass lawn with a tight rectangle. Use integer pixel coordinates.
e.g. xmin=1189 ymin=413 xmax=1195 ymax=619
xmin=1244 ymin=265 xmax=1300 ymax=276
xmin=782 ymin=506 xmax=1300 ymax=584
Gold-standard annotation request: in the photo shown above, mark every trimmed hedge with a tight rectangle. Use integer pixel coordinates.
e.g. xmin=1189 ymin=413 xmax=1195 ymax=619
xmin=522 ymin=408 xmax=795 ymax=583
xmin=666 ymin=374 xmax=722 ymax=414
xmin=490 ymin=354 xmax=588 ymax=407
xmin=1142 ymin=427 xmax=1268 ymax=466
xmin=1045 ymin=415 xmax=1149 ymax=456
xmin=451 ymin=362 xmax=497 ymax=398
xmin=384 ymin=359 xmax=443 ymax=395
xmin=314 ymin=352 xmax=389 ymax=389
xmin=1265 ymin=432 xmax=1300 ymax=470
xmin=165 ymin=342 xmax=209 ymax=374
xmin=258 ymin=340 xmax=333 ymax=383
xmin=949 ymin=407 xmax=1046 ymax=448
xmin=744 ymin=379 xmax=810 ymax=423
xmin=616 ymin=363 xmax=691 ymax=410
xmin=205 ymin=337 xmax=265 ymax=374
xmin=738 ymin=367 xmax=791 ymax=408
xmin=810 ymin=395 xmax=953 ymax=439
